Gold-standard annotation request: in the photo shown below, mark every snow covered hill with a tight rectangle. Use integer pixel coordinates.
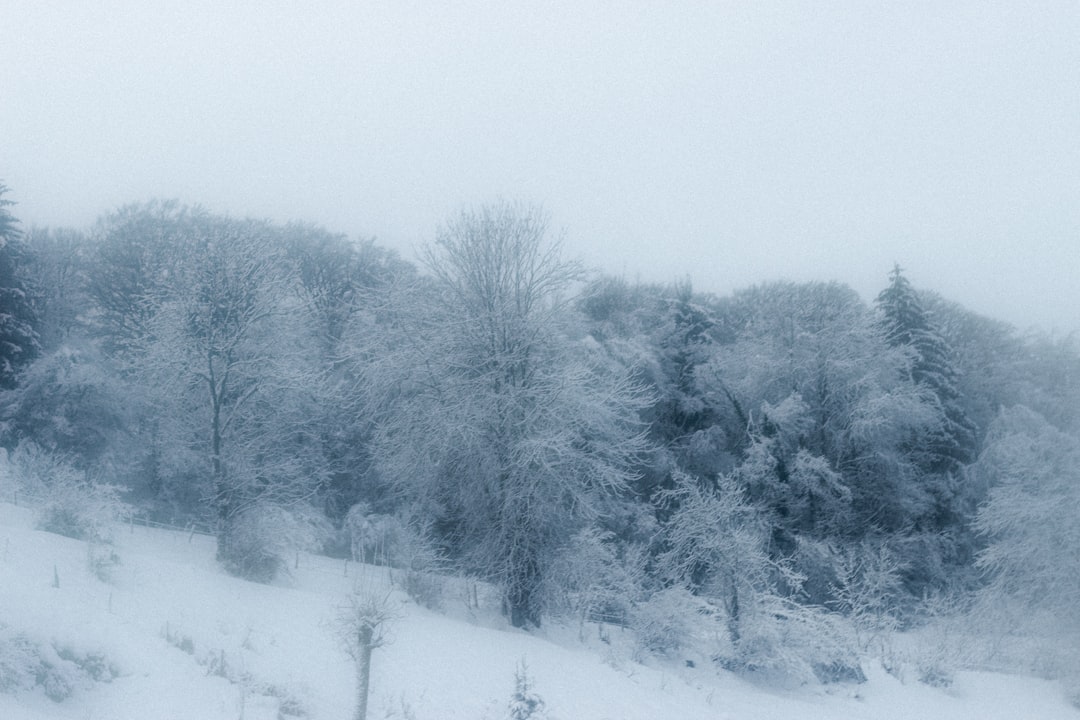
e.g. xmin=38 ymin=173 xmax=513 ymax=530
xmin=1 ymin=501 xmax=1077 ymax=720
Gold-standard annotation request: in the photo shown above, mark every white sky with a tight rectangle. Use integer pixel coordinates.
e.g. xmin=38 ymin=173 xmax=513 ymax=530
xmin=2 ymin=1 xmax=1077 ymax=332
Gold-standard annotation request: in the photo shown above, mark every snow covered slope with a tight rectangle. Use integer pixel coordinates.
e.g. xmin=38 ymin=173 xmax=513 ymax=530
xmin=1 ymin=501 xmax=1077 ymax=720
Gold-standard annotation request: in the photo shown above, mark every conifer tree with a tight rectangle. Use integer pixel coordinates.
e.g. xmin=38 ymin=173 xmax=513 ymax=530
xmin=0 ymin=183 xmax=40 ymax=389
xmin=876 ymin=265 xmax=976 ymax=474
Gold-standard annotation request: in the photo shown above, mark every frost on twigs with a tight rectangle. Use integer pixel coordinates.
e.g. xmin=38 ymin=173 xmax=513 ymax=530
xmin=542 ymin=528 xmax=646 ymax=639
xmin=628 ymin=586 xmax=703 ymax=661
xmin=345 ymin=503 xmax=448 ymax=610
xmin=8 ymin=441 xmax=129 ymax=544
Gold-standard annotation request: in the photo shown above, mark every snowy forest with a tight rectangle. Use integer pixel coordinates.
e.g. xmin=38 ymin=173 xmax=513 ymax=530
xmin=2 ymin=182 xmax=1079 ymax=697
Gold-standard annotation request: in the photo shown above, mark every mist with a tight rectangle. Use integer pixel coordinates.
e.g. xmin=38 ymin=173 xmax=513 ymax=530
xmin=2 ymin=0 xmax=1077 ymax=332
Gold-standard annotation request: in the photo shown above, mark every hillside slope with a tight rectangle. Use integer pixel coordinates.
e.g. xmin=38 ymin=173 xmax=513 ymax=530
xmin=1 ymin=502 xmax=1077 ymax=720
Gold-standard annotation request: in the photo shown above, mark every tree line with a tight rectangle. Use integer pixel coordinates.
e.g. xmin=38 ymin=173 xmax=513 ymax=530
xmin=1 ymin=184 xmax=1078 ymax=677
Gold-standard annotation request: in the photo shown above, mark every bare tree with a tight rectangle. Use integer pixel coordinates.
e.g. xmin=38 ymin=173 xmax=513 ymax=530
xmin=362 ymin=201 xmax=648 ymax=627
xmin=136 ymin=217 xmax=327 ymax=574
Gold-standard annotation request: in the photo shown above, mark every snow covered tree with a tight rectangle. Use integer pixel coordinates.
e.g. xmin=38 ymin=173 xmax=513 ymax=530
xmin=282 ymin=224 xmax=415 ymax=519
xmin=921 ymin=293 xmax=1029 ymax=443
xmin=21 ymin=227 xmax=89 ymax=352
xmin=695 ymin=280 xmax=970 ymax=598
xmin=363 ymin=202 xmax=648 ymax=627
xmin=335 ymin=589 xmax=397 ymax=720
xmin=701 ymin=281 xmax=941 ymax=537
xmin=973 ymin=406 xmax=1080 ymax=633
xmin=0 ymin=183 xmax=39 ymax=388
xmin=656 ymin=470 xmax=855 ymax=678
xmin=876 ymin=265 xmax=976 ymax=474
xmin=643 ymin=281 xmax=732 ymax=485
xmin=0 ymin=342 xmax=133 ymax=467
xmin=87 ymin=200 xmax=212 ymax=355
xmin=284 ymin=224 xmax=413 ymax=356
xmin=130 ymin=214 xmax=329 ymax=573
xmin=656 ymin=471 xmax=781 ymax=646
xmin=508 ymin=661 xmax=548 ymax=720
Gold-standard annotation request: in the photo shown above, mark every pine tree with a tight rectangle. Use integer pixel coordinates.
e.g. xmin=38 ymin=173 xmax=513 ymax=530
xmin=508 ymin=661 xmax=547 ymax=720
xmin=876 ymin=265 xmax=976 ymax=474
xmin=0 ymin=183 xmax=40 ymax=389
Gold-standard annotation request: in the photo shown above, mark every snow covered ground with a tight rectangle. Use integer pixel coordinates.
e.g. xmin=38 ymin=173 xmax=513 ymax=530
xmin=1 ymin=501 xmax=1077 ymax=720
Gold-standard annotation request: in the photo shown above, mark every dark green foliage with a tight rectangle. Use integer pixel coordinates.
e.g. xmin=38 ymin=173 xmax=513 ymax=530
xmin=0 ymin=183 xmax=40 ymax=388
xmin=0 ymin=344 xmax=129 ymax=462
xmin=874 ymin=267 xmax=982 ymax=591
xmin=876 ymin=265 xmax=977 ymax=473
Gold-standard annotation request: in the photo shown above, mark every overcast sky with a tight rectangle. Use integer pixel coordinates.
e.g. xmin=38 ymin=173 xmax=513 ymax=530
xmin=2 ymin=1 xmax=1077 ymax=332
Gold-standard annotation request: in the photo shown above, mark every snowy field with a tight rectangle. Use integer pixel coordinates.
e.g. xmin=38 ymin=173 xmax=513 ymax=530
xmin=1 ymin=501 xmax=1077 ymax=720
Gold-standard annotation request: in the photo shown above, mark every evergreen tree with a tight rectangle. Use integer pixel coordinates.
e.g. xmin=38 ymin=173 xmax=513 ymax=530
xmin=648 ymin=280 xmax=730 ymax=482
xmin=876 ymin=265 xmax=976 ymax=474
xmin=0 ymin=183 xmax=40 ymax=388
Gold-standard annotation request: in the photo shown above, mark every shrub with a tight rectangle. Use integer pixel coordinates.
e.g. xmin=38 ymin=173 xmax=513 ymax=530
xmin=396 ymin=568 xmax=445 ymax=611
xmin=0 ymin=627 xmax=38 ymax=694
xmin=390 ymin=518 xmax=448 ymax=610
xmin=725 ymin=593 xmax=861 ymax=684
xmin=344 ymin=504 xmax=418 ymax=568
xmin=9 ymin=442 xmax=129 ymax=543
xmin=629 ymin=586 xmax=706 ymax=660
xmin=829 ymin=540 xmax=905 ymax=655
xmin=0 ymin=626 xmax=114 ymax=702
xmin=218 ymin=506 xmax=285 ymax=582
xmin=218 ymin=502 xmax=331 ymax=582
xmin=542 ymin=529 xmax=645 ymax=634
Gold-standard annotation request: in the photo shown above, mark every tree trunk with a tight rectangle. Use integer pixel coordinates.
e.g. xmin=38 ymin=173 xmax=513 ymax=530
xmin=354 ymin=624 xmax=374 ymax=720
xmin=507 ymin=553 xmax=542 ymax=629
xmin=728 ymin=584 xmax=741 ymax=648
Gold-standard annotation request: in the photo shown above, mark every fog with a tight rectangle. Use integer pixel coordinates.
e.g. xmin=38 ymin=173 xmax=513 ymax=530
xmin=2 ymin=0 xmax=1077 ymax=331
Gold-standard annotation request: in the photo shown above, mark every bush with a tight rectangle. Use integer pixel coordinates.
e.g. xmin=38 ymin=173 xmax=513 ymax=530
xmin=8 ymin=442 xmax=129 ymax=543
xmin=542 ymin=529 xmax=645 ymax=634
xmin=218 ymin=502 xmax=331 ymax=582
xmin=217 ymin=506 xmax=286 ymax=582
xmin=829 ymin=540 xmax=905 ymax=655
xmin=390 ymin=517 xmax=448 ymax=610
xmin=396 ymin=568 xmax=445 ymax=611
xmin=0 ymin=626 xmax=115 ymax=702
xmin=344 ymin=504 xmax=420 ymax=568
xmin=629 ymin=586 xmax=707 ymax=660
xmin=0 ymin=627 xmax=38 ymax=694
xmin=724 ymin=593 xmax=861 ymax=684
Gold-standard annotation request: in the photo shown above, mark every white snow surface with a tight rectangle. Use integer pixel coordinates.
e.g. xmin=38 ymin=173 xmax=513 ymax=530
xmin=1 ymin=501 xmax=1077 ymax=720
